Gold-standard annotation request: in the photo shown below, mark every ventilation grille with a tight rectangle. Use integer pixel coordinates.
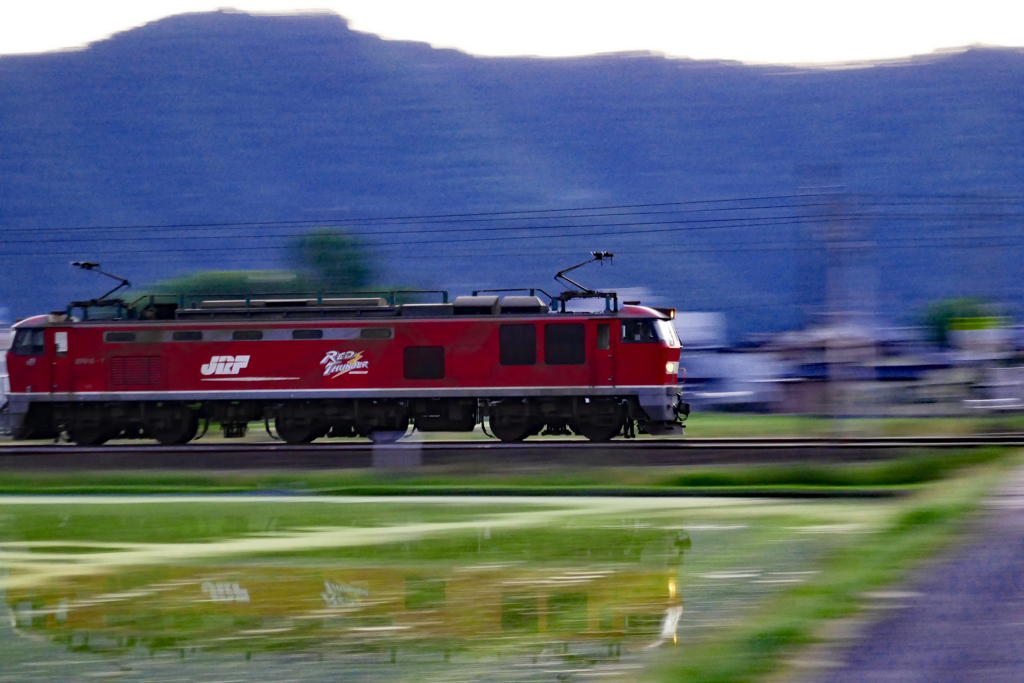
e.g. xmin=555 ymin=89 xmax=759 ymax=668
xmin=110 ymin=356 xmax=163 ymax=388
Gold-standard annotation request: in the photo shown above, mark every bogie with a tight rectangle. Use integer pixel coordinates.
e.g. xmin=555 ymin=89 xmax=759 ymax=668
xmin=26 ymin=392 xmax=679 ymax=445
xmin=569 ymin=398 xmax=627 ymax=442
xmin=67 ymin=423 xmax=118 ymax=446
xmin=274 ymin=416 xmax=322 ymax=445
xmin=146 ymin=406 xmax=199 ymax=445
xmin=487 ymin=399 xmax=542 ymax=443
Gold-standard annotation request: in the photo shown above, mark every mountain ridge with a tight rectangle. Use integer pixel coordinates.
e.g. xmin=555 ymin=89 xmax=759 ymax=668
xmin=1 ymin=11 xmax=1022 ymax=335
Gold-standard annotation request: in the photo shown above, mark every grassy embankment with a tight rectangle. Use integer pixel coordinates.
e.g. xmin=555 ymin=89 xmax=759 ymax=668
xmin=0 ymin=446 xmax=1010 ymax=496
xmin=683 ymin=412 xmax=1024 ymax=438
xmin=643 ymin=451 xmax=1017 ymax=683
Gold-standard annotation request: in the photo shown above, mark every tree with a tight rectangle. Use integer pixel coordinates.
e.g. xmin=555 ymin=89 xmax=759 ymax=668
xmin=144 ymin=270 xmax=309 ymax=298
xmin=291 ymin=229 xmax=373 ymax=292
xmin=921 ymin=298 xmax=990 ymax=346
xmin=135 ymin=229 xmax=377 ymax=304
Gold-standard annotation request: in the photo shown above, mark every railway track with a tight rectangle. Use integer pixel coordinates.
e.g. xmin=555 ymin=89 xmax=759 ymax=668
xmin=0 ymin=435 xmax=1021 ymax=470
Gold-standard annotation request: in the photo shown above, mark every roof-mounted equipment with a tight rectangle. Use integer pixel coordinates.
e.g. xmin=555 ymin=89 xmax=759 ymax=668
xmin=66 ymin=262 xmax=133 ymax=318
xmin=551 ymin=252 xmax=618 ymax=312
xmin=71 ymin=261 xmax=131 ymax=301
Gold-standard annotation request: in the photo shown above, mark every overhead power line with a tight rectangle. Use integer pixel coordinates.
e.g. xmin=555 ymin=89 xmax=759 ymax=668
xmin=10 ymin=190 xmax=1024 ymax=236
xmin=6 ymin=207 xmax=1024 ymax=247
xmin=0 ymin=201 xmax=833 ymax=236
xmin=0 ymin=216 xmax=833 ymax=255
xmin=0 ymin=212 xmax=838 ymax=245
xmin=9 ymin=230 xmax=1024 ymax=262
xmin=1 ymin=193 xmax=820 ymax=234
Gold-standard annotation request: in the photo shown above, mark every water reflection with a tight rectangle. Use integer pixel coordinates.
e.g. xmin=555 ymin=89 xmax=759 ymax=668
xmin=0 ymin=497 xmax=843 ymax=681
xmin=8 ymin=563 xmax=685 ymax=652
xmin=2 ymin=528 xmax=694 ymax=680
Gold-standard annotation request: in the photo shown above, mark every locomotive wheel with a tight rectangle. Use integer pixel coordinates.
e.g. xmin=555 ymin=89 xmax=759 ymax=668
xmin=488 ymin=401 xmax=541 ymax=442
xmin=148 ymin=412 xmax=199 ymax=445
xmin=488 ymin=418 xmax=533 ymax=442
xmin=572 ymin=400 xmax=625 ymax=442
xmin=573 ymin=419 xmax=622 ymax=442
xmin=67 ymin=423 xmax=116 ymax=446
xmin=274 ymin=417 xmax=320 ymax=445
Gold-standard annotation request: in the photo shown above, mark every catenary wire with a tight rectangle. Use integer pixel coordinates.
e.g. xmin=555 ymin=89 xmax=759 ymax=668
xmin=0 ymin=193 xmax=821 ymax=233
xmin=8 ymin=192 xmax=1024 ymax=236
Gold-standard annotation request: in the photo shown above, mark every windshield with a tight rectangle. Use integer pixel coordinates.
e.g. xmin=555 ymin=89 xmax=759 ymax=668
xmin=655 ymin=319 xmax=681 ymax=348
xmin=11 ymin=328 xmax=45 ymax=356
xmin=621 ymin=319 xmax=680 ymax=347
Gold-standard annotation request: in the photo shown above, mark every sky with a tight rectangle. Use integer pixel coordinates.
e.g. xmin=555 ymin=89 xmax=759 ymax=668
xmin=1 ymin=0 xmax=1023 ymax=64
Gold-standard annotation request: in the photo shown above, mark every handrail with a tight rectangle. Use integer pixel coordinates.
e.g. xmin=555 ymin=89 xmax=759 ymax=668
xmin=470 ymin=287 xmax=557 ymax=301
xmin=63 ymin=290 xmax=450 ymax=320
xmin=126 ymin=289 xmax=449 ymax=309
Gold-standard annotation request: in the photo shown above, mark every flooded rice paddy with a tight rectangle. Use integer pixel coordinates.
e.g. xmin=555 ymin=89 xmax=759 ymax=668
xmin=0 ymin=496 xmax=890 ymax=682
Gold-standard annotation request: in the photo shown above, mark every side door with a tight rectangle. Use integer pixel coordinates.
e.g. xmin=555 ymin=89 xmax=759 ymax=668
xmin=590 ymin=320 xmax=617 ymax=386
xmin=49 ymin=328 xmax=73 ymax=393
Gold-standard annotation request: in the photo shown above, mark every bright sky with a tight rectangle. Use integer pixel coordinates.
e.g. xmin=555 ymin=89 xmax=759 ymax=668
xmin=2 ymin=0 xmax=1023 ymax=64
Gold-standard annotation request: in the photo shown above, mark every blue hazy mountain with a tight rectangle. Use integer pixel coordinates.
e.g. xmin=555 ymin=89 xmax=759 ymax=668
xmin=1 ymin=11 xmax=1023 ymax=336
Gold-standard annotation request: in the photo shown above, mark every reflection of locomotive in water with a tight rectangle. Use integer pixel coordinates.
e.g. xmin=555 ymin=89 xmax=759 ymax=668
xmin=7 ymin=563 xmax=685 ymax=657
xmin=5 ymin=255 xmax=688 ymax=444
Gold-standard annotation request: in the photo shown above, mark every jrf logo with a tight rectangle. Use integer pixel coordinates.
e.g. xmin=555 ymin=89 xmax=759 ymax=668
xmin=201 ymin=355 xmax=250 ymax=376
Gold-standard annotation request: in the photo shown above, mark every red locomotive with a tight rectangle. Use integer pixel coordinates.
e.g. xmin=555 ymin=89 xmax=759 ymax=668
xmin=4 ymin=255 xmax=688 ymax=445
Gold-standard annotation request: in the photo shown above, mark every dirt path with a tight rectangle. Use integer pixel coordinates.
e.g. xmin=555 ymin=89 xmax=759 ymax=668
xmin=808 ymin=468 xmax=1024 ymax=683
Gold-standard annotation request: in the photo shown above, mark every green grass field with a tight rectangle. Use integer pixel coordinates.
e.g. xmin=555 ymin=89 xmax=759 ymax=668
xmin=0 ymin=446 xmax=1008 ymax=496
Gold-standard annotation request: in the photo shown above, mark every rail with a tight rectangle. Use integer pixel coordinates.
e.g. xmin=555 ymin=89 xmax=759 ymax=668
xmin=1 ymin=435 xmax=1022 ymax=472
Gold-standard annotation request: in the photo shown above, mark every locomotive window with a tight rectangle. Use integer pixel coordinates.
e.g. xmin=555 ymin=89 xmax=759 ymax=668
xmin=597 ymin=324 xmax=610 ymax=350
xmin=544 ymin=324 xmax=585 ymax=365
xmin=54 ymin=331 xmax=68 ymax=357
xmin=360 ymin=327 xmax=393 ymax=340
xmin=104 ymin=331 xmax=136 ymax=343
xmin=404 ymin=346 xmax=445 ymax=380
xmin=621 ymin=320 xmax=660 ymax=343
xmin=11 ymin=329 xmax=45 ymax=356
xmin=655 ymin=319 xmax=681 ymax=347
xmin=232 ymin=330 xmax=263 ymax=341
xmin=292 ymin=329 xmax=324 ymax=340
xmin=500 ymin=324 xmax=536 ymax=366
xmin=620 ymin=319 xmax=681 ymax=347
xmin=172 ymin=331 xmax=203 ymax=342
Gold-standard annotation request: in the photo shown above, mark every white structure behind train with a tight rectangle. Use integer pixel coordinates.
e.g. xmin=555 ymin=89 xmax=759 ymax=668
xmin=0 ymin=321 xmax=10 ymax=435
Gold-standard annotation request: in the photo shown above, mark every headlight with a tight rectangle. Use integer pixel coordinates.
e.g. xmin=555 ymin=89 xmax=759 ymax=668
xmin=665 ymin=361 xmax=679 ymax=375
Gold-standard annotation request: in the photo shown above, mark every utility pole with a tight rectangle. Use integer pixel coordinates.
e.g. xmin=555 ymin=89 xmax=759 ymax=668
xmin=798 ymin=163 xmax=877 ymax=428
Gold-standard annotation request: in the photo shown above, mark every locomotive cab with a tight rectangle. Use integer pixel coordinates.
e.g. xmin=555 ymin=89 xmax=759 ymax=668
xmin=617 ymin=305 xmax=682 ymax=384
xmin=612 ymin=305 xmax=687 ymax=435
xmin=7 ymin=317 xmax=72 ymax=395
xmin=7 ymin=315 xmax=76 ymax=439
